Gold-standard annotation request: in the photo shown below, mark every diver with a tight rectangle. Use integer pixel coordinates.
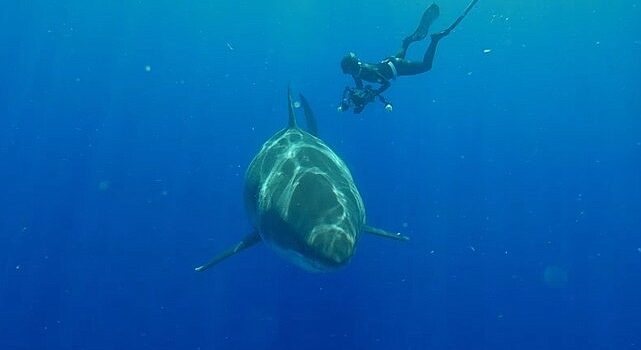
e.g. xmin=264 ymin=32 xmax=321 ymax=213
xmin=338 ymin=0 xmax=479 ymax=114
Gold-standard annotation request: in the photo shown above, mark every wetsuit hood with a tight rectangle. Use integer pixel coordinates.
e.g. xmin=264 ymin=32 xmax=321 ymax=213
xmin=341 ymin=52 xmax=360 ymax=74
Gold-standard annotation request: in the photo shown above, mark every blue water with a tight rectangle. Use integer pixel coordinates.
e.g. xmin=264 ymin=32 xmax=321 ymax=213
xmin=1 ymin=1 xmax=640 ymax=349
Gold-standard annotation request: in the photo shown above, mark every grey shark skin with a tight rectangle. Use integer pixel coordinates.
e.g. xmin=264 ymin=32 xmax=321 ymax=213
xmin=195 ymin=88 xmax=408 ymax=273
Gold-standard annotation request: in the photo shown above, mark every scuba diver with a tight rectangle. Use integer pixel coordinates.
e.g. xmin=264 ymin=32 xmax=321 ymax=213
xmin=338 ymin=0 xmax=479 ymax=114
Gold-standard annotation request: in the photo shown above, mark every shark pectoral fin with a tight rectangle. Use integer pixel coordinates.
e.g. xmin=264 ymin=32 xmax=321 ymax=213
xmin=362 ymin=225 xmax=410 ymax=242
xmin=194 ymin=232 xmax=262 ymax=272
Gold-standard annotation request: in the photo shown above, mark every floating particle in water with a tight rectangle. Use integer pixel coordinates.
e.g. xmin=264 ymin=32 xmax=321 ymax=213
xmin=144 ymin=65 xmax=152 ymax=72
xmin=469 ymin=246 xmax=476 ymax=252
xmin=402 ymin=222 xmax=408 ymax=228
xmin=98 ymin=180 xmax=110 ymax=191
xmin=429 ymin=250 xmax=435 ymax=255
xmin=293 ymin=101 xmax=301 ymax=108
xmin=226 ymin=42 xmax=234 ymax=51
xmin=16 ymin=265 xmax=21 ymax=270
xmin=543 ymin=265 xmax=568 ymax=288
xmin=637 ymin=248 xmax=641 ymax=253
xmin=483 ymin=49 xmax=492 ymax=54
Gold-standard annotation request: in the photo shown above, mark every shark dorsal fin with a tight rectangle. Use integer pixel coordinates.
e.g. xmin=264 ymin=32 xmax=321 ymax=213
xmin=287 ymin=85 xmax=297 ymax=129
xmin=298 ymin=94 xmax=318 ymax=137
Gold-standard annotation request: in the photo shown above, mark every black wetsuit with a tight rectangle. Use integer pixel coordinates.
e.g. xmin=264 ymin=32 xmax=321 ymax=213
xmin=350 ymin=37 xmax=442 ymax=93
xmin=348 ymin=0 xmax=478 ymax=97
xmin=350 ymin=12 xmax=445 ymax=94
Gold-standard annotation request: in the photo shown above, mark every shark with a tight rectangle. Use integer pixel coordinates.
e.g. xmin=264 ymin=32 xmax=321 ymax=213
xmin=195 ymin=87 xmax=408 ymax=272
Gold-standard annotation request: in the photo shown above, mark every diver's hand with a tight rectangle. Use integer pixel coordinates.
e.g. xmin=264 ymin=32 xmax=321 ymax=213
xmin=337 ymin=99 xmax=349 ymax=112
xmin=385 ymin=104 xmax=393 ymax=112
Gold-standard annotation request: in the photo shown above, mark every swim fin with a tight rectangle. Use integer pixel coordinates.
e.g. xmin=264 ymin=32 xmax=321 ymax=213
xmin=404 ymin=3 xmax=441 ymax=45
xmin=441 ymin=0 xmax=480 ymax=36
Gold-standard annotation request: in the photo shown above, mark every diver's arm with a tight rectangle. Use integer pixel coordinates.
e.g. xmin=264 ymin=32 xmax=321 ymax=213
xmin=341 ymin=86 xmax=351 ymax=99
xmin=376 ymin=79 xmax=391 ymax=94
xmin=338 ymin=87 xmax=352 ymax=112
xmin=378 ymin=94 xmax=393 ymax=112
xmin=353 ymin=76 xmax=364 ymax=88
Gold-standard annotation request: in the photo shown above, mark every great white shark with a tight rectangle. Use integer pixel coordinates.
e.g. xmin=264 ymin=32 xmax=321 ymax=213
xmin=195 ymin=87 xmax=408 ymax=272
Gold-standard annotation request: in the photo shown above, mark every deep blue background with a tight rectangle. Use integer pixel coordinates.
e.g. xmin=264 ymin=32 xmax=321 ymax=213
xmin=1 ymin=1 xmax=640 ymax=349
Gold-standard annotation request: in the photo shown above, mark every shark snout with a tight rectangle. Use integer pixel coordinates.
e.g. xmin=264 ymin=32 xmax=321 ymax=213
xmin=309 ymin=225 xmax=355 ymax=267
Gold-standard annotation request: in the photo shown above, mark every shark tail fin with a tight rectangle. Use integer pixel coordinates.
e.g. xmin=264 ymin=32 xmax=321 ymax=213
xmin=298 ymin=94 xmax=318 ymax=137
xmin=287 ymin=84 xmax=297 ymax=129
xmin=194 ymin=232 xmax=262 ymax=272
xmin=362 ymin=225 xmax=410 ymax=241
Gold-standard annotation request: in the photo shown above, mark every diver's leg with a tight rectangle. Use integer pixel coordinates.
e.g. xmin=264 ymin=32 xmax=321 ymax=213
xmin=394 ymin=59 xmax=431 ymax=76
xmin=422 ymin=34 xmax=441 ymax=68
xmin=396 ymin=0 xmax=479 ymax=74
xmin=393 ymin=36 xmax=442 ymax=76
xmin=418 ymin=0 xmax=480 ymax=70
xmin=396 ymin=3 xmax=440 ymax=59
xmin=394 ymin=38 xmax=440 ymax=76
